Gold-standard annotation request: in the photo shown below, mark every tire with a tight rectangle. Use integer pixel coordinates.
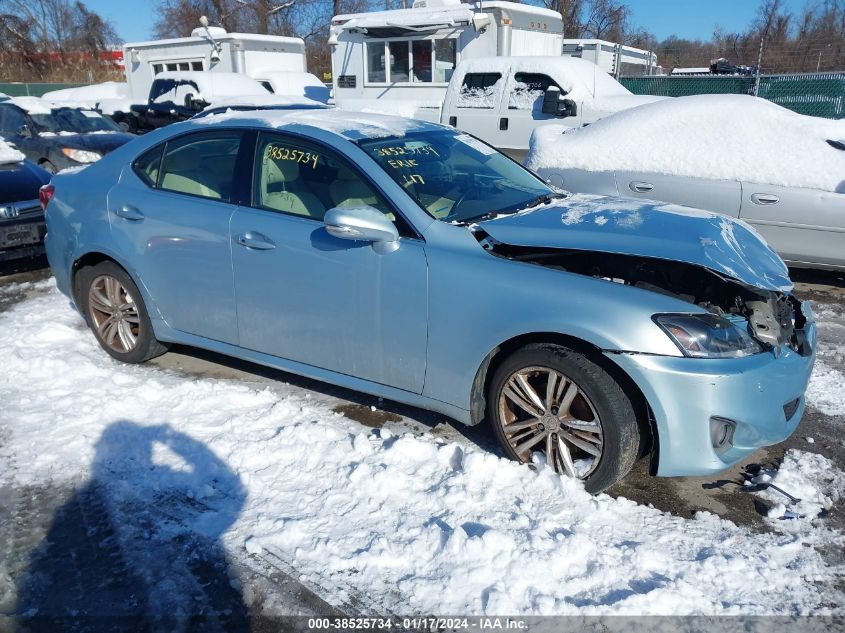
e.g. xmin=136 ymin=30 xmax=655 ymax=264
xmin=488 ymin=343 xmax=639 ymax=493
xmin=78 ymin=261 xmax=168 ymax=364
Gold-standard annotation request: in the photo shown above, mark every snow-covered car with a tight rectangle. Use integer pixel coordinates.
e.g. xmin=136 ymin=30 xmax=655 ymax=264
xmin=526 ymin=94 xmax=845 ymax=271
xmin=252 ymin=70 xmax=331 ymax=104
xmin=0 ymin=97 xmax=136 ymax=173
xmin=129 ymin=71 xmax=273 ymax=132
xmin=43 ymin=110 xmax=816 ymax=493
xmin=0 ymin=138 xmax=51 ymax=261
xmin=41 ymin=81 xmax=134 ymax=131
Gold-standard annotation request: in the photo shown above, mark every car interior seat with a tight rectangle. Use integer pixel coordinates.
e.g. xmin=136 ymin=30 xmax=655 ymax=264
xmin=160 ymin=145 xmax=221 ymax=199
xmin=262 ymin=158 xmax=325 ymax=219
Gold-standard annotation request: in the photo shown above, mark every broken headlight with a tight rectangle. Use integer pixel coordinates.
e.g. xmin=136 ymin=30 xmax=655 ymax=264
xmin=654 ymin=314 xmax=763 ymax=358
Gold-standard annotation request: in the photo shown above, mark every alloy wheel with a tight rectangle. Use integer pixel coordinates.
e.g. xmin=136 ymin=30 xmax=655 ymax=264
xmin=497 ymin=366 xmax=604 ymax=478
xmin=88 ymin=275 xmax=141 ymax=354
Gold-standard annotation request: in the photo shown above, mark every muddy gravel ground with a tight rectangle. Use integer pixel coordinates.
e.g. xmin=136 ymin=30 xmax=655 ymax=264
xmin=1 ymin=258 xmax=843 ymax=622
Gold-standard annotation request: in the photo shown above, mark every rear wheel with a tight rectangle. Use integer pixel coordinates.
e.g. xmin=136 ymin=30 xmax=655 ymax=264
xmin=78 ymin=261 xmax=168 ymax=363
xmin=488 ymin=343 xmax=640 ymax=493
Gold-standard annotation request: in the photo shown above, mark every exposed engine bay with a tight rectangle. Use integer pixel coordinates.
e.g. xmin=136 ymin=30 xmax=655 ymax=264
xmin=475 ymin=233 xmax=812 ymax=356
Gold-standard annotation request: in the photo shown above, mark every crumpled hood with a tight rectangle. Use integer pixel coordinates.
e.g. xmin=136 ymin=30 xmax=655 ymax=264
xmin=478 ymin=194 xmax=793 ymax=293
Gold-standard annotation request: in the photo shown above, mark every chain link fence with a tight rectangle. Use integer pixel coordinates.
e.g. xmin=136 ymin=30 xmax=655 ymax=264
xmin=619 ymin=73 xmax=845 ymax=119
xmin=0 ymin=82 xmax=85 ymax=97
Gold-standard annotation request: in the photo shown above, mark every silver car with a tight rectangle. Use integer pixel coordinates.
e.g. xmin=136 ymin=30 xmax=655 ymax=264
xmin=527 ymin=95 xmax=845 ymax=271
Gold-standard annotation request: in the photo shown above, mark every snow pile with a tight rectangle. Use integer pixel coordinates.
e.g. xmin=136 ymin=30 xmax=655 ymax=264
xmin=805 ymin=360 xmax=845 ymax=416
xmin=338 ymin=99 xmax=442 ymax=119
xmin=750 ymin=450 xmax=845 ymax=532
xmin=41 ymin=81 xmax=132 ymax=116
xmin=7 ymin=96 xmax=54 ymax=114
xmin=1 ymin=283 xmax=844 ymax=616
xmin=196 ymin=108 xmax=421 ymax=140
xmin=41 ymin=81 xmax=129 ymax=103
xmin=527 ymin=94 xmax=845 ymax=192
xmin=0 ymin=136 xmax=25 ymax=164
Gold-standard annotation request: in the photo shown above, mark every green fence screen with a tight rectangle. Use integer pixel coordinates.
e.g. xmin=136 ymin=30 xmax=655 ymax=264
xmin=0 ymin=82 xmax=84 ymax=97
xmin=620 ymin=73 xmax=845 ymax=119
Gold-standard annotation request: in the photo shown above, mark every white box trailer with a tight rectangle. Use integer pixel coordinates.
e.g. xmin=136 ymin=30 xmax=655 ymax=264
xmin=329 ymin=0 xmax=563 ymax=118
xmin=123 ymin=27 xmax=308 ymax=102
xmin=562 ymin=39 xmax=658 ymax=76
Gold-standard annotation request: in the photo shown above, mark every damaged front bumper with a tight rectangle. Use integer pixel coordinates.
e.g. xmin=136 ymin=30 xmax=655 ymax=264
xmin=606 ymin=311 xmax=817 ymax=477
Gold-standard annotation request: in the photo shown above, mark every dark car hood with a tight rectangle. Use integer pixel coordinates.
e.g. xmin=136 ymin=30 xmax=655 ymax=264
xmin=0 ymin=159 xmax=50 ymax=204
xmin=43 ymin=132 xmax=135 ymax=155
xmin=477 ymin=194 xmax=793 ymax=293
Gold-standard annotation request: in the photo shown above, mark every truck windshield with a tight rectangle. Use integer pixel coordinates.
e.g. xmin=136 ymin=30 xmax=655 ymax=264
xmin=356 ymin=130 xmax=555 ymax=223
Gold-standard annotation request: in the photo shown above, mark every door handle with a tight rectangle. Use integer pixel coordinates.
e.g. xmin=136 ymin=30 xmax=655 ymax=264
xmin=235 ymin=231 xmax=276 ymax=250
xmin=499 ymin=117 xmax=509 ymax=131
xmin=751 ymin=193 xmax=779 ymax=205
xmin=629 ymin=181 xmax=654 ymax=193
xmin=114 ymin=204 xmax=144 ymax=221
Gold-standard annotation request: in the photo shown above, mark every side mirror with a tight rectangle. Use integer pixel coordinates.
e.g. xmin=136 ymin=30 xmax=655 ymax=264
xmin=541 ymin=86 xmax=562 ymax=115
xmin=559 ymin=98 xmax=578 ymax=118
xmin=324 ymin=206 xmax=399 ymax=254
xmin=184 ymin=93 xmax=203 ymax=110
xmin=16 ymin=124 xmax=32 ymax=138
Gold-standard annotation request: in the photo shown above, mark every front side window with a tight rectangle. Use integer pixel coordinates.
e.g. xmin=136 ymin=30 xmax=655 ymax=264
xmin=508 ymin=72 xmax=563 ymax=111
xmin=158 ymin=131 xmax=243 ymax=201
xmin=357 ymin=130 xmax=553 ymax=223
xmin=457 ymin=73 xmax=502 ymax=109
xmin=254 ymin=133 xmax=400 ymax=226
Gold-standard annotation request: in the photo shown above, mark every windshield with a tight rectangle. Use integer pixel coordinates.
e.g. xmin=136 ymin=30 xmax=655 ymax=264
xmin=31 ymin=108 xmax=121 ymax=135
xmin=356 ymin=130 xmax=555 ymax=223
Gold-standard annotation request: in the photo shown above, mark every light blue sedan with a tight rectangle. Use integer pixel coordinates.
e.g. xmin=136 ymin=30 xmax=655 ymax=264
xmin=42 ymin=110 xmax=816 ymax=492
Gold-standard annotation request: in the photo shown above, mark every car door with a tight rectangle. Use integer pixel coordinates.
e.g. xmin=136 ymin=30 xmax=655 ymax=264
xmin=106 ymin=129 xmax=248 ymax=345
xmin=497 ymin=72 xmax=580 ymax=160
xmin=739 ymin=182 xmax=845 ymax=268
xmin=230 ymin=132 xmax=428 ymax=393
xmin=0 ymin=105 xmax=36 ymax=163
xmin=447 ymin=71 xmax=507 ymax=149
xmin=614 ymin=172 xmax=743 ymax=218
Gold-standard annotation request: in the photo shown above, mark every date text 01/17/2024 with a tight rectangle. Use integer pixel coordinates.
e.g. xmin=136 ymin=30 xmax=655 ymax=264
xmin=306 ymin=617 xmax=528 ymax=630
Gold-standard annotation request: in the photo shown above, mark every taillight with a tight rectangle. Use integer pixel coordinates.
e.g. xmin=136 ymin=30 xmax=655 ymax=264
xmin=39 ymin=184 xmax=54 ymax=211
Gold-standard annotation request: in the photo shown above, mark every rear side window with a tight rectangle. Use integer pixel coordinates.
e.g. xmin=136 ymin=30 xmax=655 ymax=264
xmin=133 ymin=144 xmax=164 ymax=186
xmin=457 ymin=73 xmax=502 ymax=109
xmin=157 ymin=131 xmax=244 ymax=202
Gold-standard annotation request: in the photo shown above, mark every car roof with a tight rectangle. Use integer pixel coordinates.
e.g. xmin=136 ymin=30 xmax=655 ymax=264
xmin=188 ymin=108 xmax=447 ymax=142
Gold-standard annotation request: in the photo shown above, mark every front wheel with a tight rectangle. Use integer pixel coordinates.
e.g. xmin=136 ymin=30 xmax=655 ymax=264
xmin=78 ymin=261 xmax=168 ymax=364
xmin=488 ymin=343 xmax=640 ymax=493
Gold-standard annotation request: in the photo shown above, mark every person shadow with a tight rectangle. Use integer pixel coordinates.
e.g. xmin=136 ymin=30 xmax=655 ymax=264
xmin=16 ymin=420 xmax=248 ymax=632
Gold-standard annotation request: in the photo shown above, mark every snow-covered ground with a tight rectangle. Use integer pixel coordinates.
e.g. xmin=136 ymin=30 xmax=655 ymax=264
xmin=1 ymin=279 xmax=843 ymax=617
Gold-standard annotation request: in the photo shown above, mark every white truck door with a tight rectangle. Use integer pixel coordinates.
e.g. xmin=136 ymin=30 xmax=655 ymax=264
xmin=443 ymin=70 xmax=507 ymax=148
xmin=496 ymin=70 xmax=581 ymax=162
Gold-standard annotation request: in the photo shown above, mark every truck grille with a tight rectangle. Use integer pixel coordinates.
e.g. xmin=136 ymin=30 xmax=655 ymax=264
xmin=0 ymin=200 xmax=41 ymax=219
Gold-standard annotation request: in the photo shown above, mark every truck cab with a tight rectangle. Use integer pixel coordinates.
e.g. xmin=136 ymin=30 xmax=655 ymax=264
xmin=441 ymin=56 xmax=665 ymax=160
